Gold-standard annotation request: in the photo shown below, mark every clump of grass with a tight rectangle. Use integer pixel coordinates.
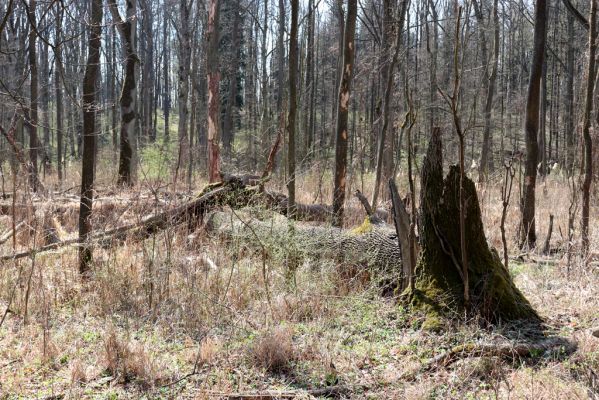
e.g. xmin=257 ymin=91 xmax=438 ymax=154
xmin=102 ymin=327 xmax=162 ymax=388
xmin=70 ymin=359 xmax=87 ymax=385
xmin=250 ymin=326 xmax=296 ymax=373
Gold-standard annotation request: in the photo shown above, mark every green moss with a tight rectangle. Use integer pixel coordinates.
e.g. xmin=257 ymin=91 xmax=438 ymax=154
xmin=350 ymin=217 xmax=373 ymax=235
xmin=408 ymin=159 xmax=540 ymax=326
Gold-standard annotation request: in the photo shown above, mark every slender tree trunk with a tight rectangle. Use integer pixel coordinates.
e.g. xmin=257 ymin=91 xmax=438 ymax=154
xmin=27 ymin=0 xmax=40 ymax=191
xmin=582 ymin=0 xmax=597 ymax=255
xmin=565 ymin=14 xmax=575 ymax=174
xmin=520 ymin=0 xmax=547 ymax=249
xmin=110 ymin=0 xmax=138 ymax=186
xmin=222 ymin=0 xmax=241 ymax=153
xmin=478 ymin=0 xmax=499 ymax=181
xmin=176 ymin=0 xmax=192 ymax=183
xmin=287 ymin=0 xmax=299 ymax=218
xmin=276 ymin=0 xmax=285 ymax=114
xmin=260 ymin=0 xmax=269 ymax=156
xmin=163 ymin=0 xmax=170 ymax=140
xmin=55 ymin=3 xmax=64 ymax=182
xmin=304 ymin=0 xmax=315 ymax=157
xmin=141 ymin=0 xmax=155 ymax=142
xmin=371 ymin=0 xmax=409 ymax=208
xmin=539 ymin=61 xmax=548 ymax=177
xmin=40 ymin=39 xmax=50 ymax=174
xmin=332 ymin=0 xmax=357 ymax=227
xmin=207 ymin=0 xmax=221 ymax=182
xmin=79 ymin=0 xmax=103 ymax=274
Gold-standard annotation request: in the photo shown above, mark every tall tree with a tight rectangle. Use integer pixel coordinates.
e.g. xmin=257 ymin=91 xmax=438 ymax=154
xmin=371 ymin=0 xmax=409 ymax=208
xmin=582 ymin=0 xmax=597 ymax=255
xmin=79 ymin=0 xmax=103 ymax=274
xmin=207 ymin=0 xmax=221 ymax=182
xmin=54 ymin=2 xmax=64 ymax=182
xmin=176 ymin=0 xmax=192 ymax=183
xmin=27 ymin=0 xmax=39 ymax=191
xmin=109 ymin=0 xmax=138 ymax=186
xmin=521 ymin=0 xmax=547 ymax=249
xmin=287 ymin=0 xmax=298 ymax=217
xmin=477 ymin=0 xmax=500 ymax=181
xmin=162 ymin=0 xmax=171 ymax=140
xmin=332 ymin=0 xmax=357 ymax=227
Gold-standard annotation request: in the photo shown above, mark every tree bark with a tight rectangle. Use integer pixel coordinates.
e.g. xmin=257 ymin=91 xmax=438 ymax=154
xmin=477 ymin=0 xmax=499 ymax=181
xmin=332 ymin=0 xmax=357 ymax=227
xmin=79 ymin=0 xmax=103 ymax=274
xmin=582 ymin=0 xmax=597 ymax=255
xmin=54 ymin=3 xmax=64 ymax=182
xmin=27 ymin=0 xmax=40 ymax=192
xmin=287 ymin=0 xmax=299 ymax=218
xmin=371 ymin=0 xmax=409 ymax=208
xmin=207 ymin=0 xmax=221 ymax=183
xmin=410 ymin=128 xmax=540 ymax=328
xmin=521 ymin=0 xmax=547 ymax=249
xmin=163 ymin=0 xmax=171 ymax=139
xmin=110 ymin=0 xmax=138 ymax=186
xmin=176 ymin=0 xmax=192 ymax=183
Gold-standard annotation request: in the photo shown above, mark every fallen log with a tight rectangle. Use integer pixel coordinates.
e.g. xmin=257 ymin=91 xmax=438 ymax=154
xmin=0 ymin=179 xmax=388 ymax=262
xmin=0 ymin=221 xmax=24 ymax=245
xmin=401 ymin=336 xmax=577 ymax=380
xmin=0 ymin=186 xmax=231 ymax=261
xmin=206 ymin=209 xmax=402 ymax=280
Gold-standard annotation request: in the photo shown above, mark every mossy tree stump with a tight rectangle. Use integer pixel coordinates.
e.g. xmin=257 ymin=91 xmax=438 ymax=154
xmin=410 ymin=128 xmax=540 ymax=328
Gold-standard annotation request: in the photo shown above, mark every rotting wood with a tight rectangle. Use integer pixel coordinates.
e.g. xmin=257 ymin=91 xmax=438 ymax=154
xmin=543 ymin=214 xmax=554 ymax=255
xmin=206 ymin=209 xmax=402 ymax=281
xmin=389 ymin=179 xmax=416 ymax=291
xmin=401 ymin=336 xmax=577 ymax=380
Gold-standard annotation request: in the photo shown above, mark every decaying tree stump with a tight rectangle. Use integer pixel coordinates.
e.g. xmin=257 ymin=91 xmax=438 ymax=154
xmin=411 ymin=128 xmax=540 ymax=328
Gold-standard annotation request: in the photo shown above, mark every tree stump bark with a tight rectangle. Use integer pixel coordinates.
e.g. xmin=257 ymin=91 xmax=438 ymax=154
xmin=411 ymin=128 xmax=540 ymax=329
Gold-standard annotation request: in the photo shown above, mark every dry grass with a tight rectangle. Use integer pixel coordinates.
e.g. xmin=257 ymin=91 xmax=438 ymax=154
xmin=250 ymin=326 xmax=296 ymax=373
xmin=0 ymin=163 xmax=598 ymax=399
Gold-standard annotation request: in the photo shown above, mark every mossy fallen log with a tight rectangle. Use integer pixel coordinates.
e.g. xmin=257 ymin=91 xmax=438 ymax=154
xmin=206 ymin=209 xmax=402 ymax=282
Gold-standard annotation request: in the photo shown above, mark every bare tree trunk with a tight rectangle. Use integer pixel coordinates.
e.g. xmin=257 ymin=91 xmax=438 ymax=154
xmin=287 ymin=0 xmax=299 ymax=218
xmin=371 ymin=0 xmax=409 ymax=208
xmin=477 ymin=0 xmax=499 ymax=181
xmin=565 ymin=14 xmax=575 ymax=173
xmin=222 ymin=0 xmax=241 ymax=153
xmin=176 ymin=0 xmax=192 ymax=183
xmin=79 ymin=0 xmax=103 ymax=274
xmin=27 ymin=0 xmax=40 ymax=192
xmin=276 ymin=0 xmax=285 ymax=114
xmin=260 ymin=0 xmax=269 ymax=155
xmin=110 ymin=0 xmax=138 ymax=186
xmin=163 ymin=0 xmax=171 ymax=140
xmin=582 ymin=0 xmax=597 ymax=255
xmin=520 ymin=0 xmax=547 ymax=249
xmin=40 ymin=39 xmax=50 ymax=174
xmin=303 ymin=0 xmax=315 ymax=157
xmin=54 ymin=3 xmax=64 ymax=182
xmin=207 ymin=0 xmax=221 ymax=183
xmin=141 ymin=0 xmax=155 ymax=142
xmin=332 ymin=0 xmax=357 ymax=227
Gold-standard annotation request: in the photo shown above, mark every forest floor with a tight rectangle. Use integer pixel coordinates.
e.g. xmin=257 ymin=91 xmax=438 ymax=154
xmin=0 ymin=164 xmax=598 ymax=399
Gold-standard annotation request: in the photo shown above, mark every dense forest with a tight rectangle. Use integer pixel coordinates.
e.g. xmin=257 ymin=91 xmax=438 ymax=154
xmin=0 ymin=0 xmax=598 ymax=398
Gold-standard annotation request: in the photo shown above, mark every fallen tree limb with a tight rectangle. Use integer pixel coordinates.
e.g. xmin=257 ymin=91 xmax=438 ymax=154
xmin=204 ymin=384 xmax=365 ymax=399
xmin=0 ymin=186 xmax=230 ymax=261
xmin=401 ymin=336 xmax=577 ymax=380
xmin=0 ymin=178 xmax=383 ymax=262
xmin=0 ymin=221 xmax=24 ymax=245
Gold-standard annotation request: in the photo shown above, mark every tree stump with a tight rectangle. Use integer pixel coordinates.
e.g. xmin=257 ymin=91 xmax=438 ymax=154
xmin=411 ymin=128 xmax=540 ymax=329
